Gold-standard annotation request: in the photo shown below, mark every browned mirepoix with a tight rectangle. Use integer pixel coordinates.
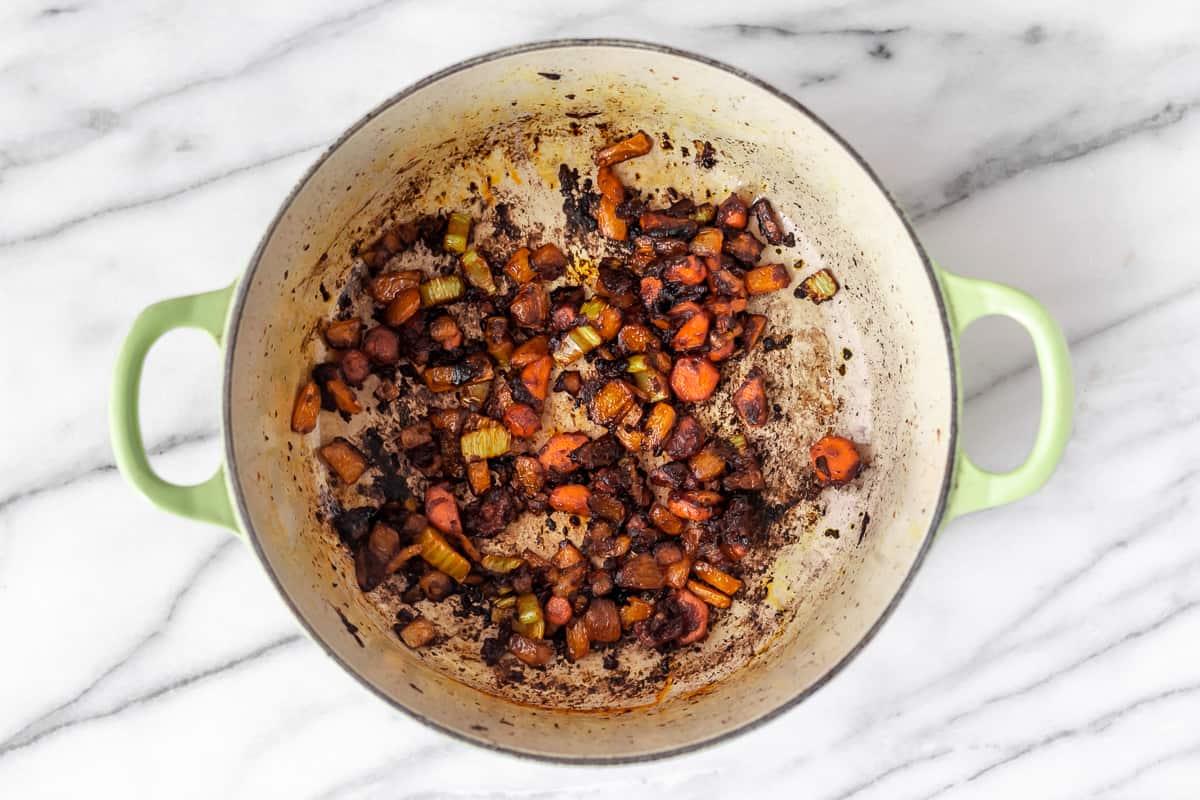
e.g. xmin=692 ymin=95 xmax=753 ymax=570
xmin=324 ymin=318 xmax=362 ymax=349
xmin=295 ymin=132 xmax=865 ymax=670
xmin=751 ymin=197 xmax=786 ymax=245
xmin=732 ymin=368 xmax=769 ymax=426
xmin=291 ymin=381 xmax=320 ymax=433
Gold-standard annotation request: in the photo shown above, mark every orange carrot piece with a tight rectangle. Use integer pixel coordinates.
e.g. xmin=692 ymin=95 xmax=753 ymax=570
xmin=510 ymin=335 xmax=549 ymax=368
xmin=425 ymin=483 xmax=463 ymax=536
xmin=326 ymin=379 xmax=362 ymax=414
xmin=323 ymin=318 xmax=362 ymax=348
xmin=745 ymin=263 xmax=792 ymax=295
xmin=504 ymin=247 xmax=536 ymax=284
xmin=670 ymin=357 xmax=720 ymax=402
xmin=502 ymin=402 xmax=542 ymax=439
xmin=384 ymin=287 xmax=421 ymax=326
xmin=732 ymin=369 xmax=768 ymax=426
xmin=596 ymin=165 xmax=625 ymax=203
xmin=520 ymin=354 xmax=552 ymax=401
xmin=810 ymin=435 xmax=863 ymax=485
xmin=664 ymin=255 xmax=707 ymax=286
xmin=549 ymin=484 xmax=591 ymax=516
xmin=291 ymin=381 xmax=320 ymax=433
xmin=594 ymin=130 xmax=653 ymax=167
xmin=538 ymin=433 xmax=589 ymax=473
xmin=672 ymin=312 xmax=710 ymax=351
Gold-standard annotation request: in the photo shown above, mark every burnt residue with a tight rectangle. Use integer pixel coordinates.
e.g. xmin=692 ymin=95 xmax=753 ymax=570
xmin=557 ymin=163 xmax=598 ymax=236
xmin=858 ymin=511 xmax=871 ymax=544
xmin=761 ymin=334 xmax=792 ymax=352
xmin=693 ymin=140 xmax=718 ymax=169
xmin=565 ymin=110 xmax=601 ymax=120
xmin=336 ymin=607 xmax=365 ymax=647
xmin=537 ymin=71 xmax=561 ymax=80
xmin=491 ymin=202 xmax=521 ymax=240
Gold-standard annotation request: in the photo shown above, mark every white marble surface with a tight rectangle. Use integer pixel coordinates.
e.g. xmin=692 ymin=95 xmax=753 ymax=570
xmin=2 ymin=0 xmax=1199 ymax=796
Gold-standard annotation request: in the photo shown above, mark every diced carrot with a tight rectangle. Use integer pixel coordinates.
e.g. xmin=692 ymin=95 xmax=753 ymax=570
xmin=588 ymin=380 xmax=637 ymax=426
xmin=620 ymin=596 xmax=654 ymax=629
xmin=323 ymin=318 xmax=362 ymax=348
xmin=664 ymin=558 xmax=692 ymax=589
xmin=742 ymin=314 xmax=767 ymax=351
xmin=531 ymin=243 xmax=567 ymax=281
xmin=326 ymin=379 xmax=362 ymax=414
xmin=510 ymin=335 xmax=549 ymax=368
xmin=617 ymin=323 xmax=655 ymax=353
xmin=369 ymin=270 xmax=422 ymax=304
xmin=384 ymin=287 xmax=421 ymax=326
xmin=429 ymin=315 xmax=463 ymax=349
xmin=670 ymin=357 xmax=720 ymax=402
xmin=510 ymin=283 xmax=549 ymax=328
xmin=596 ymin=305 xmax=623 ymax=340
xmin=707 ymin=268 xmax=746 ymax=298
xmin=596 ymin=165 xmax=625 ymax=203
xmin=810 ymin=435 xmax=863 ymax=485
xmin=319 ymin=438 xmax=367 ymax=484
xmin=716 ymin=193 xmax=748 ymax=230
xmin=640 ymin=212 xmax=698 ymax=239
xmin=614 ymin=423 xmax=643 ymax=453
xmin=642 ymin=402 xmax=676 ymax=453
xmin=484 ymin=316 xmax=514 ymax=365
xmin=597 ymin=196 xmax=627 ymax=241
xmin=631 ymin=235 xmax=657 ymax=272
xmin=649 ymin=501 xmax=684 ymax=535
xmin=688 ymin=227 xmax=724 ymax=257
xmin=751 ymin=197 xmax=785 ymax=245
xmin=745 ymin=263 xmax=791 ymax=295
xmin=504 ymin=247 xmax=535 ymax=284
xmin=663 ymin=255 xmax=707 ymax=286
xmin=692 ymin=561 xmax=743 ymax=595
xmin=594 ymin=130 xmax=653 ymax=167
xmin=466 ymin=460 xmax=491 ymax=495
xmin=549 ymin=484 xmax=591 ymax=516
xmin=687 ymin=579 xmax=732 ymax=609
xmin=733 ymin=369 xmax=769 ymax=426
xmin=520 ymin=354 xmax=552 ymax=401
xmin=640 ymin=276 xmax=663 ymax=310
xmin=724 ymin=231 xmax=764 ymax=264
xmin=689 ymin=444 xmax=726 ymax=481
xmin=565 ymin=618 xmax=590 ymax=662
xmin=425 ymin=483 xmax=463 ymax=536
xmin=502 ymin=402 xmax=542 ymax=439
xmin=291 ymin=382 xmax=320 ymax=433
xmin=513 ymin=455 xmax=545 ymax=495
xmin=538 ymin=432 xmax=589 ymax=473
xmin=672 ymin=311 xmax=711 ymax=351
xmin=668 ymin=491 xmax=722 ymax=521
xmin=707 ymin=331 xmax=736 ymax=362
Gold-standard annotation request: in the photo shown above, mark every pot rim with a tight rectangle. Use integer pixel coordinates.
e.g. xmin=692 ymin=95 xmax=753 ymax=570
xmin=222 ymin=37 xmax=957 ymax=765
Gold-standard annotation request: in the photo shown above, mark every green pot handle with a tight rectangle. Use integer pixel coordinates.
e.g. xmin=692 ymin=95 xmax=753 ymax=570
xmin=937 ymin=268 xmax=1073 ymax=522
xmin=109 ymin=284 xmax=240 ymax=532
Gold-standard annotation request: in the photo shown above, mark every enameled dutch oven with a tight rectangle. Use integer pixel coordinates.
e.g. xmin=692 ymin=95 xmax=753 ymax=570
xmin=110 ymin=40 xmax=1072 ymax=762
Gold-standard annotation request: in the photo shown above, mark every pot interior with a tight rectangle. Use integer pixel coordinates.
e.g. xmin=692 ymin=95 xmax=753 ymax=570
xmin=225 ymin=42 xmax=954 ymax=760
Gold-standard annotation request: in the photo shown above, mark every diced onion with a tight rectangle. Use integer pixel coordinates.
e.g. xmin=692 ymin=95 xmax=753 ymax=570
xmin=461 ymin=420 xmax=511 ymax=459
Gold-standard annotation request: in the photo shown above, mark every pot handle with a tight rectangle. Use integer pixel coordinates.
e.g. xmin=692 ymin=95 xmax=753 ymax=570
xmin=938 ymin=268 xmax=1073 ymax=522
xmin=109 ymin=284 xmax=240 ymax=532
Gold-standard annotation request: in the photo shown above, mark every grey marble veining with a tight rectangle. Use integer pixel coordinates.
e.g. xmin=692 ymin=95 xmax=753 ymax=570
xmin=2 ymin=0 xmax=1198 ymax=797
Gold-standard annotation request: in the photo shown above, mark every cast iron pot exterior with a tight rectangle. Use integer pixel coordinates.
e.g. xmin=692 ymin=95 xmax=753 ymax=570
xmin=111 ymin=40 xmax=1072 ymax=762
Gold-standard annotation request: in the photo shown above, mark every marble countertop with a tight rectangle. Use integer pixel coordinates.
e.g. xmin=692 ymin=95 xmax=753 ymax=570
xmin=3 ymin=0 xmax=1198 ymax=796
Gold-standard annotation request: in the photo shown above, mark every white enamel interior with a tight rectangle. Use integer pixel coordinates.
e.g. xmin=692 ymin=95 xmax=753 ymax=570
xmin=224 ymin=42 xmax=955 ymax=761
